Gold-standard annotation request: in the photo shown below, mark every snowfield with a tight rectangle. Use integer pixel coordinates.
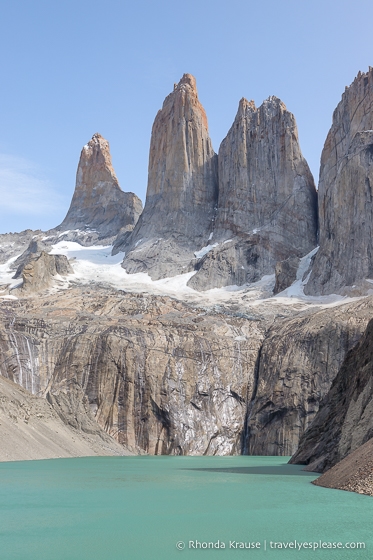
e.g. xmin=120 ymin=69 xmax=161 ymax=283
xmin=0 ymin=241 xmax=366 ymax=310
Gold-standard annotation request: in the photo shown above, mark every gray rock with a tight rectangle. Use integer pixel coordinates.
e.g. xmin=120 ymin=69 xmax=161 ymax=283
xmin=273 ymin=256 xmax=300 ymax=294
xmin=290 ymin=312 xmax=373 ymax=472
xmin=115 ymin=74 xmax=218 ymax=278
xmin=189 ymin=97 xmax=318 ymax=290
xmin=306 ymin=68 xmax=373 ymax=295
xmin=0 ymin=230 xmax=43 ymax=265
xmin=243 ymin=297 xmax=373 ymax=456
xmin=58 ymin=133 xmax=142 ymax=240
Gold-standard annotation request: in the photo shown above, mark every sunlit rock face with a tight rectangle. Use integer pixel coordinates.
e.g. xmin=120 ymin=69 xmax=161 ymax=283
xmin=0 ymin=290 xmax=264 ymax=455
xmin=188 ymin=96 xmax=318 ymax=290
xmin=306 ymin=68 xmax=373 ymax=295
xmin=114 ymin=74 xmax=218 ymax=279
xmin=59 ymin=133 xmax=142 ymax=240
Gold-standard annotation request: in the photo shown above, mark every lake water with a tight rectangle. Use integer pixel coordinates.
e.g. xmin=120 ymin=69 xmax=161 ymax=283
xmin=0 ymin=456 xmax=372 ymax=560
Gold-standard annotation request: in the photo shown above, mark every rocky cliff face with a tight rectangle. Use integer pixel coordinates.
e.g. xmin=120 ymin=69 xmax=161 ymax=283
xmin=188 ymin=97 xmax=318 ymax=290
xmin=243 ymin=297 xmax=373 ymax=456
xmin=0 ymin=289 xmax=264 ymax=455
xmin=114 ymin=74 xmax=218 ymax=279
xmin=290 ymin=313 xmax=373 ymax=472
xmin=306 ymin=68 xmax=373 ymax=295
xmin=59 ymin=133 xmax=142 ymax=240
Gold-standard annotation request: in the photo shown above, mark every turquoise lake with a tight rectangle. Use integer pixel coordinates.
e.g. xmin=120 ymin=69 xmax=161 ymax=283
xmin=0 ymin=456 xmax=372 ymax=560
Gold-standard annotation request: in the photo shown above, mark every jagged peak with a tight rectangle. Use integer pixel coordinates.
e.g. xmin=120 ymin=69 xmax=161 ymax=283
xmin=237 ymin=97 xmax=256 ymax=115
xmin=164 ymin=73 xmax=198 ymax=108
xmin=341 ymin=66 xmax=373 ymax=98
xmin=175 ymin=73 xmax=197 ymax=92
xmin=83 ymin=132 xmax=107 ymax=150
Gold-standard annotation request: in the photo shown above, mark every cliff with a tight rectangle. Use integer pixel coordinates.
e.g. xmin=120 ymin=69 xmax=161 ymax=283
xmin=115 ymin=74 xmax=218 ymax=279
xmin=188 ymin=96 xmax=318 ymax=290
xmin=306 ymin=68 xmax=373 ymax=295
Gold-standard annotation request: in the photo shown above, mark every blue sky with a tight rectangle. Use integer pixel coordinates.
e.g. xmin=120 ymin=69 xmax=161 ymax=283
xmin=0 ymin=0 xmax=372 ymax=234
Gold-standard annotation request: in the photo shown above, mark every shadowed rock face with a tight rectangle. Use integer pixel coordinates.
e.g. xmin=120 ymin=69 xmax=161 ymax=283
xmin=59 ymin=133 xmax=142 ymax=239
xmin=115 ymin=74 xmax=218 ymax=279
xmin=306 ymin=68 xmax=373 ymax=295
xmin=243 ymin=297 xmax=373 ymax=457
xmin=290 ymin=313 xmax=373 ymax=472
xmin=188 ymin=97 xmax=318 ymax=290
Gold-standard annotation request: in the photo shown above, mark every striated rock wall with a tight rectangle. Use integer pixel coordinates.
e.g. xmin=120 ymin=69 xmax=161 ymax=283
xmin=0 ymin=289 xmax=264 ymax=455
xmin=59 ymin=133 xmax=142 ymax=240
xmin=115 ymin=74 xmax=218 ymax=279
xmin=306 ymin=68 xmax=373 ymax=295
xmin=290 ymin=313 xmax=373 ymax=472
xmin=188 ymin=97 xmax=318 ymax=290
xmin=243 ymin=297 xmax=373 ymax=456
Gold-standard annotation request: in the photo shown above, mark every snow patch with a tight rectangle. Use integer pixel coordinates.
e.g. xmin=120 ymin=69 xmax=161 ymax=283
xmin=194 ymin=243 xmax=218 ymax=259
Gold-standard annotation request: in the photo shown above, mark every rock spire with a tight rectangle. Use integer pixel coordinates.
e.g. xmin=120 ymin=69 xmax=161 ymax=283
xmin=114 ymin=74 xmax=218 ymax=279
xmin=189 ymin=96 xmax=318 ymax=290
xmin=305 ymin=68 xmax=373 ymax=295
xmin=59 ymin=133 xmax=142 ymax=239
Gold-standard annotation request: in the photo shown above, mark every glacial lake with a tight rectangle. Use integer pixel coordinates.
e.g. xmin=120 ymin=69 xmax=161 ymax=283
xmin=0 ymin=456 xmax=372 ymax=560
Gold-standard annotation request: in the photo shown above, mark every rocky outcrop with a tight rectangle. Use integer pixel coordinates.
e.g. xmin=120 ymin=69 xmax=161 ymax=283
xmin=13 ymin=239 xmax=50 ymax=278
xmin=59 ymin=133 xmax=142 ymax=240
xmin=0 ymin=288 xmax=264 ymax=455
xmin=273 ymin=256 xmax=300 ymax=294
xmin=306 ymin=68 xmax=373 ymax=295
xmin=290 ymin=313 xmax=373 ymax=471
xmin=244 ymin=297 xmax=373 ymax=456
xmin=15 ymin=251 xmax=73 ymax=293
xmin=189 ymin=97 xmax=318 ymax=290
xmin=114 ymin=74 xmax=218 ymax=279
xmin=0 ymin=374 xmax=129 ymax=462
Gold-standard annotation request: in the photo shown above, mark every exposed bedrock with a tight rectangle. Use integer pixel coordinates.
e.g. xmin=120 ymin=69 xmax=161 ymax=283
xmin=290 ymin=312 xmax=373 ymax=472
xmin=189 ymin=96 xmax=318 ymax=290
xmin=0 ymin=290 xmax=264 ymax=455
xmin=243 ymin=297 xmax=373 ymax=456
xmin=306 ymin=67 xmax=373 ymax=295
xmin=115 ymin=74 xmax=218 ymax=279
xmin=15 ymin=251 xmax=73 ymax=294
xmin=58 ymin=133 xmax=142 ymax=240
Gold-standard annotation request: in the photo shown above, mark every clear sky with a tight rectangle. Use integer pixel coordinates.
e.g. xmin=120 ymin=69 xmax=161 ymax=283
xmin=0 ymin=0 xmax=372 ymax=234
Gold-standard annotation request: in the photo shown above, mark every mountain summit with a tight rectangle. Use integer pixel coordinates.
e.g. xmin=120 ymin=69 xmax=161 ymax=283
xmin=59 ymin=133 xmax=142 ymax=239
xmin=113 ymin=74 xmax=218 ymax=278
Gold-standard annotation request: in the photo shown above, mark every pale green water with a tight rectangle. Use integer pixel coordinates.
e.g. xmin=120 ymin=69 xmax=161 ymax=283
xmin=0 ymin=456 xmax=372 ymax=560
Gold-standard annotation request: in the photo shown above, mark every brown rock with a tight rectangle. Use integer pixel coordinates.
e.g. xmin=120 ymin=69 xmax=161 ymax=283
xmin=312 ymin=438 xmax=373 ymax=496
xmin=0 ymin=289 xmax=264 ymax=455
xmin=59 ymin=133 xmax=142 ymax=239
xmin=18 ymin=251 xmax=73 ymax=293
xmin=115 ymin=74 xmax=218 ymax=279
